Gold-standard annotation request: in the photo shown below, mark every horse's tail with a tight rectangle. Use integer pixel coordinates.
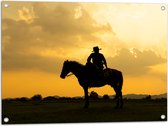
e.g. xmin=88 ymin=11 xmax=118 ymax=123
xmin=118 ymin=71 xmax=124 ymax=108
xmin=118 ymin=71 xmax=123 ymax=91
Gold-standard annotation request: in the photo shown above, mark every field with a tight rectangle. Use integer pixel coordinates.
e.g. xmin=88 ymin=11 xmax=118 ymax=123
xmin=2 ymin=99 xmax=167 ymax=124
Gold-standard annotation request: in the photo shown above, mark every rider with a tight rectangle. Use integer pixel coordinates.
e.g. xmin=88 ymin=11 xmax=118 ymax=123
xmin=87 ymin=46 xmax=108 ymax=77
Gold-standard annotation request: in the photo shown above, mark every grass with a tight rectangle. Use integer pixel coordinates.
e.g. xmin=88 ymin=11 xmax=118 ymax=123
xmin=2 ymin=99 xmax=167 ymax=124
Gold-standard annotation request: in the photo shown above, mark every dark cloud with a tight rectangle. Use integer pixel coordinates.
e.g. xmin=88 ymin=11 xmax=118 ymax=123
xmin=3 ymin=53 xmax=64 ymax=74
xmin=3 ymin=3 xmax=165 ymax=77
xmin=32 ymin=3 xmax=112 ymax=35
xmin=107 ymin=48 xmax=166 ymax=76
xmin=2 ymin=2 xmax=113 ymax=74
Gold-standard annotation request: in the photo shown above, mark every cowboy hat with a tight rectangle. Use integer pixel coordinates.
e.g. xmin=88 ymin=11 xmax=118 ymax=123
xmin=92 ymin=46 xmax=101 ymax=52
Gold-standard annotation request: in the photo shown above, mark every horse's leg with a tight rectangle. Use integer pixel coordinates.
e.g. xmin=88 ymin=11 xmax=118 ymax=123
xmin=115 ymin=87 xmax=123 ymax=108
xmin=118 ymin=77 xmax=123 ymax=108
xmin=119 ymin=91 xmax=123 ymax=108
xmin=112 ymin=85 xmax=120 ymax=109
xmin=83 ymin=87 xmax=89 ymax=108
xmin=114 ymin=85 xmax=123 ymax=109
xmin=119 ymin=72 xmax=123 ymax=108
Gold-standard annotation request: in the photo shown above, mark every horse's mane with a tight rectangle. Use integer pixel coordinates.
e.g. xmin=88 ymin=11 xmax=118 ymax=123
xmin=69 ymin=61 xmax=84 ymax=67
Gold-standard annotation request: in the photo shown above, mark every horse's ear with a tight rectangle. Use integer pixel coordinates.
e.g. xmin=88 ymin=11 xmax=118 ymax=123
xmin=66 ymin=60 xmax=69 ymax=62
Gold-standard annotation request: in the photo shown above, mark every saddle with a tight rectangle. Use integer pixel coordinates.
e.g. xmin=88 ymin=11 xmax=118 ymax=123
xmin=85 ymin=62 xmax=109 ymax=80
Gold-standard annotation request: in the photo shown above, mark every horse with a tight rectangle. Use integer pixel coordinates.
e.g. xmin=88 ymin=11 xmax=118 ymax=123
xmin=60 ymin=60 xmax=123 ymax=109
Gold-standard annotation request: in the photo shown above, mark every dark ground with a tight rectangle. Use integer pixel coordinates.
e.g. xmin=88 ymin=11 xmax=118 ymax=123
xmin=2 ymin=99 xmax=167 ymax=124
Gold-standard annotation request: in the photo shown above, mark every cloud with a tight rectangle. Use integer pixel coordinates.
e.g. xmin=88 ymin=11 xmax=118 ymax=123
xmin=74 ymin=6 xmax=82 ymax=19
xmin=3 ymin=53 xmax=64 ymax=74
xmin=3 ymin=3 xmax=166 ymax=77
xmin=107 ymin=48 xmax=166 ymax=76
xmin=2 ymin=3 xmax=113 ymax=74
xmin=18 ymin=6 xmax=35 ymax=23
xmin=32 ymin=3 xmax=112 ymax=36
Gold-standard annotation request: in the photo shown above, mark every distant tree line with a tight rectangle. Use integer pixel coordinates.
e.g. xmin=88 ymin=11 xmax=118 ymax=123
xmin=2 ymin=92 xmax=166 ymax=102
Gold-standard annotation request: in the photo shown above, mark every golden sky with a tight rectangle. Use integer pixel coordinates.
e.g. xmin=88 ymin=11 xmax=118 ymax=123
xmin=2 ymin=2 xmax=167 ymax=98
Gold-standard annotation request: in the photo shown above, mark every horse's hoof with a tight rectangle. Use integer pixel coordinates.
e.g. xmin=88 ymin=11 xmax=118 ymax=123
xmin=119 ymin=106 xmax=123 ymax=109
xmin=83 ymin=104 xmax=89 ymax=109
xmin=84 ymin=106 xmax=88 ymax=109
xmin=114 ymin=106 xmax=119 ymax=109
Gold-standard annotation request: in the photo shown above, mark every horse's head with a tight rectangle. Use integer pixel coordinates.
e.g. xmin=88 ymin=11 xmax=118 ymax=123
xmin=60 ymin=60 xmax=71 ymax=79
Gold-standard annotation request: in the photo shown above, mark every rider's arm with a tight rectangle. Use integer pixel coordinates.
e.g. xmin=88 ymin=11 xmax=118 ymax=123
xmin=102 ymin=55 xmax=107 ymax=68
xmin=87 ymin=53 xmax=93 ymax=63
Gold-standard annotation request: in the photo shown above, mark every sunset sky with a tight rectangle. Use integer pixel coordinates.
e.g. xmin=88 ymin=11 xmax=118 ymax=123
xmin=2 ymin=2 xmax=167 ymax=98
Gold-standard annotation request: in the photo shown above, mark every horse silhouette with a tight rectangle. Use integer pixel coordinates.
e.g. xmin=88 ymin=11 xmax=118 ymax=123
xmin=60 ymin=60 xmax=123 ymax=108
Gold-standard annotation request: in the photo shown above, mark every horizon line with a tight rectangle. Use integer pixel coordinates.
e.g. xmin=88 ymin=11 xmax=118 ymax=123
xmin=2 ymin=92 xmax=167 ymax=99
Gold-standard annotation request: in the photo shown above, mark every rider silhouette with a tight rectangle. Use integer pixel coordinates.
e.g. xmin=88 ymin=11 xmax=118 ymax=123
xmin=87 ymin=46 xmax=107 ymax=72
